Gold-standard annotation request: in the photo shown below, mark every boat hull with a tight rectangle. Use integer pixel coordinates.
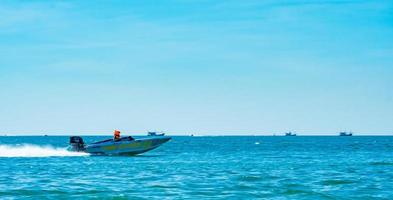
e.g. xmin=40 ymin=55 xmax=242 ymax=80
xmin=69 ymin=136 xmax=171 ymax=156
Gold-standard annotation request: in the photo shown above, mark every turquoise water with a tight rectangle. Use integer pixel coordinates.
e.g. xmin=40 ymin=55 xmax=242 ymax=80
xmin=0 ymin=136 xmax=393 ymax=199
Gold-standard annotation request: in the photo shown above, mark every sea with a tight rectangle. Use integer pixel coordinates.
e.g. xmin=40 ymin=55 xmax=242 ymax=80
xmin=0 ymin=136 xmax=392 ymax=199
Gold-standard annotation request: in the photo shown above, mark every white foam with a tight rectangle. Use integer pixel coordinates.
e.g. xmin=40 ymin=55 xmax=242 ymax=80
xmin=0 ymin=144 xmax=88 ymax=157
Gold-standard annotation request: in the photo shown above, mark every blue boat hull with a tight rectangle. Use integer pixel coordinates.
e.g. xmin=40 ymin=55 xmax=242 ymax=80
xmin=68 ymin=136 xmax=171 ymax=156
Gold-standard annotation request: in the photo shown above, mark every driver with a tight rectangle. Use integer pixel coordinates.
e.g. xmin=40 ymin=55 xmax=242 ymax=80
xmin=114 ymin=130 xmax=121 ymax=141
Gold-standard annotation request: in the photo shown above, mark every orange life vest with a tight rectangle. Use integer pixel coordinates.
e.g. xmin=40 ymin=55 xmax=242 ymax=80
xmin=114 ymin=130 xmax=121 ymax=139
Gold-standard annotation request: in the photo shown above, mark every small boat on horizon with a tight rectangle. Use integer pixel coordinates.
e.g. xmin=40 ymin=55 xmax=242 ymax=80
xmin=147 ymin=131 xmax=165 ymax=136
xmin=285 ymin=132 xmax=297 ymax=136
xmin=339 ymin=132 xmax=353 ymax=136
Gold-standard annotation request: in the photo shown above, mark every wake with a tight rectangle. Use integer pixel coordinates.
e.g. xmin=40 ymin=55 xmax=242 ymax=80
xmin=0 ymin=144 xmax=88 ymax=157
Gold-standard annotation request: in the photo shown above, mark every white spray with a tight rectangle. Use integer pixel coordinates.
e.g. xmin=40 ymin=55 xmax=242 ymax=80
xmin=0 ymin=144 xmax=88 ymax=157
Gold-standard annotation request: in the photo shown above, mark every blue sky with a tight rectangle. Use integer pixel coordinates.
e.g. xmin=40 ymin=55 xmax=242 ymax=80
xmin=0 ymin=0 xmax=392 ymax=135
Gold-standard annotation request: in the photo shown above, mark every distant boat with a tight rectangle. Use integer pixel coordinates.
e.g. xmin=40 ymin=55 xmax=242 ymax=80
xmin=285 ymin=132 xmax=297 ymax=136
xmin=148 ymin=131 xmax=165 ymax=136
xmin=339 ymin=132 xmax=353 ymax=136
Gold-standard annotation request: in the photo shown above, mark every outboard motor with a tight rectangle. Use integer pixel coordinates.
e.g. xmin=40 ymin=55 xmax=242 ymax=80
xmin=69 ymin=136 xmax=86 ymax=152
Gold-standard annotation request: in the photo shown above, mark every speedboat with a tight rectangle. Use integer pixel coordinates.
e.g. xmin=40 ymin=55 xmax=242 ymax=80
xmin=68 ymin=135 xmax=171 ymax=156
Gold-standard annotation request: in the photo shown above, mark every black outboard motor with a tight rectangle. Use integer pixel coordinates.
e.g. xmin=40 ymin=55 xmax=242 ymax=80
xmin=69 ymin=136 xmax=86 ymax=152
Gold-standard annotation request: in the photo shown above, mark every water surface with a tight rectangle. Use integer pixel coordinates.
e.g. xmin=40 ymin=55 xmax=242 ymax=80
xmin=0 ymin=136 xmax=392 ymax=199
